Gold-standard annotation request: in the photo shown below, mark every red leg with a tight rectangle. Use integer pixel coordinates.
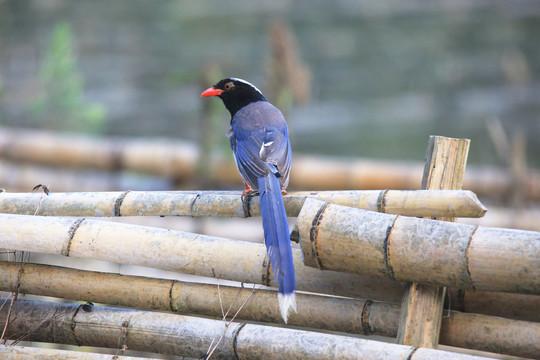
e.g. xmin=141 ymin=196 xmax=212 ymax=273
xmin=242 ymin=182 xmax=254 ymax=197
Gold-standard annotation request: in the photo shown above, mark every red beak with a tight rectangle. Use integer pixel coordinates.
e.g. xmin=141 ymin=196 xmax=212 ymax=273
xmin=200 ymin=87 xmax=223 ymax=97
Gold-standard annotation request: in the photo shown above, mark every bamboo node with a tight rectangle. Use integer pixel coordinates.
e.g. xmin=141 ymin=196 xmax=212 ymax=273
xmin=383 ymin=215 xmax=399 ymax=279
xmin=168 ymin=280 xmax=177 ymax=312
xmin=114 ymin=190 xmax=131 ymax=216
xmin=360 ymin=300 xmax=373 ymax=335
xmin=64 ymin=218 xmax=85 ymax=257
xmin=464 ymin=225 xmax=479 ymax=291
xmin=376 ymin=189 xmax=389 ymax=213
xmin=308 ymin=201 xmax=330 ymax=270
xmin=241 ymin=191 xmax=257 ymax=218
xmin=232 ymin=322 xmax=247 ymax=359
xmin=71 ymin=303 xmax=85 ymax=346
xmin=189 ymin=192 xmax=202 ymax=215
xmin=407 ymin=346 xmax=420 ymax=360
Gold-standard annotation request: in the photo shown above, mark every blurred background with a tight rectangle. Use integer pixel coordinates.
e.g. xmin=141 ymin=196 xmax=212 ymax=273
xmin=1 ymin=0 xmax=539 ymax=166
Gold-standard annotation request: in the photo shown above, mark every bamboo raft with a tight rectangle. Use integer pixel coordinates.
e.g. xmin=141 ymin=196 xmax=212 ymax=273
xmin=0 ymin=134 xmax=539 ymax=359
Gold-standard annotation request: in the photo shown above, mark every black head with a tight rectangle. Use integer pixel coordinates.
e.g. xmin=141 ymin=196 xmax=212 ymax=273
xmin=201 ymin=77 xmax=266 ymax=116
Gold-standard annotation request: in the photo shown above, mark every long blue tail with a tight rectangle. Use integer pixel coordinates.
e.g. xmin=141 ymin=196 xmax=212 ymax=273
xmin=258 ymin=173 xmax=296 ymax=323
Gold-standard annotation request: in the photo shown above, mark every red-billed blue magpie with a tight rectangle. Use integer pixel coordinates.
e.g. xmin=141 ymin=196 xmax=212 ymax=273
xmin=201 ymin=77 xmax=296 ymax=322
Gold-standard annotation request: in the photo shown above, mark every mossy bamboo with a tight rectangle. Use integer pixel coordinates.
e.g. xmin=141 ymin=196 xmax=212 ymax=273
xmin=0 ymin=213 xmax=402 ymax=301
xmin=0 ymin=298 xmax=500 ymax=360
xmin=296 ymin=198 xmax=540 ymax=294
xmin=0 ymin=262 xmax=537 ymax=358
xmin=0 ymin=345 xmax=156 ymax=360
xmin=0 ymin=189 xmax=486 ymax=218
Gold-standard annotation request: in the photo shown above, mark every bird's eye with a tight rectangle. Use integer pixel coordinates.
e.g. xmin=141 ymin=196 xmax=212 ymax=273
xmin=224 ymin=82 xmax=234 ymax=91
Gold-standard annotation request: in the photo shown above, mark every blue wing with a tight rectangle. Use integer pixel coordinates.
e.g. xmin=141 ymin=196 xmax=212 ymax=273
xmin=229 ymin=101 xmax=291 ymax=191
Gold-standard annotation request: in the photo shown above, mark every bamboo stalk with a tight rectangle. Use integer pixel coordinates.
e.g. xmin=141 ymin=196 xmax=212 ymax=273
xmin=1 ymin=127 xmax=539 ymax=199
xmin=0 ymin=345 xmax=156 ymax=360
xmin=398 ymin=136 xmax=470 ymax=348
xmin=0 ymin=262 xmax=537 ymax=358
xmin=0 ymin=213 xmax=402 ymax=301
xmin=1 ymin=261 xmax=538 ymax=328
xmin=0 ymin=190 xmax=487 ymax=218
xmin=0 ymin=261 xmax=397 ymax=337
xmin=0 ymin=298 xmax=500 ymax=360
xmin=295 ymin=198 xmax=540 ymax=294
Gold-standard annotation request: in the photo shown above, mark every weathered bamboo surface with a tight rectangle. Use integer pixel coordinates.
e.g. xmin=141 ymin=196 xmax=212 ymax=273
xmin=1 ymin=261 xmax=537 ymax=325
xmin=296 ymin=198 xmax=540 ymax=294
xmin=0 ymin=298 xmax=499 ymax=360
xmin=0 ymin=213 xmax=402 ymax=301
xmin=0 ymin=345 xmax=156 ymax=360
xmin=1 ymin=127 xmax=539 ymax=199
xmin=0 ymin=189 xmax=487 ymax=218
xmin=0 ymin=262 xmax=537 ymax=358
xmin=397 ymin=135 xmax=470 ymax=348
xmin=0 ymin=261 xmax=398 ymax=337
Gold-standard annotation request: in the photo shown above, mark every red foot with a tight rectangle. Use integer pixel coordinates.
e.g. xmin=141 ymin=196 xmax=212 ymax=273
xmin=281 ymin=189 xmax=287 ymax=195
xmin=242 ymin=182 xmax=254 ymax=197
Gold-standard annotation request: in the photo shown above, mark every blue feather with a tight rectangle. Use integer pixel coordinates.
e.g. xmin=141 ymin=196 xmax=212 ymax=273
xmin=258 ymin=173 xmax=296 ymax=322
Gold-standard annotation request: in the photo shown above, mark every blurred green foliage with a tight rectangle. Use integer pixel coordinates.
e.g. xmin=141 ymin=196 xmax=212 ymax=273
xmin=31 ymin=22 xmax=105 ymax=133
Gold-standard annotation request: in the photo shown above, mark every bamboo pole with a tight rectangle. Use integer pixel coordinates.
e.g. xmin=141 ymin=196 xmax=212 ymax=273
xmin=295 ymin=198 xmax=540 ymax=294
xmin=0 ymin=213 xmax=402 ymax=301
xmin=0 ymin=345 xmax=156 ymax=360
xmin=0 ymin=298 xmax=500 ymax=360
xmin=0 ymin=190 xmax=487 ymax=218
xmin=0 ymin=261 xmax=397 ymax=337
xmin=397 ymin=136 xmax=470 ymax=348
xmin=0 ymin=262 xmax=538 ymax=358
xmin=1 ymin=261 xmax=538 ymax=327
xmin=1 ymin=127 xmax=539 ymax=199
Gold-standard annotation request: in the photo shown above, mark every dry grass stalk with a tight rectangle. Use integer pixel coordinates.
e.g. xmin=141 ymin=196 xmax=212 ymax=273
xmin=0 ymin=298 xmax=502 ymax=360
xmin=0 ymin=213 xmax=401 ymax=301
xmin=0 ymin=189 xmax=486 ymax=218
xmin=295 ymin=198 xmax=540 ymax=294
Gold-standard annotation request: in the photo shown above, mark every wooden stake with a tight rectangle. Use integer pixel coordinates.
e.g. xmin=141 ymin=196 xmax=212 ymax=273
xmin=397 ymin=136 xmax=470 ymax=348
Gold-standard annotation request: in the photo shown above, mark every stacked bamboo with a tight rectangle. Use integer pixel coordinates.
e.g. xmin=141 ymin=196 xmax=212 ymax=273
xmin=0 ymin=298 xmax=505 ymax=360
xmin=0 ymin=262 xmax=537 ymax=358
xmin=0 ymin=188 xmax=539 ymax=358
xmin=1 ymin=129 xmax=539 ymax=359
xmin=1 ymin=127 xmax=539 ymax=200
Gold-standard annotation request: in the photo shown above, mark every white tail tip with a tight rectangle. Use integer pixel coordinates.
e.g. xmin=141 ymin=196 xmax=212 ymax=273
xmin=278 ymin=292 xmax=297 ymax=324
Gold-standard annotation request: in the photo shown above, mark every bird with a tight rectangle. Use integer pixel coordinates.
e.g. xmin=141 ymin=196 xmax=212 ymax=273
xmin=201 ymin=77 xmax=296 ymax=323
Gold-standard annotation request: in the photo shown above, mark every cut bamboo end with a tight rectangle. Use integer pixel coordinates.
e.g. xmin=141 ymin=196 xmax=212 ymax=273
xmin=296 ymin=198 xmax=540 ymax=294
xmin=0 ymin=189 xmax=487 ymax=218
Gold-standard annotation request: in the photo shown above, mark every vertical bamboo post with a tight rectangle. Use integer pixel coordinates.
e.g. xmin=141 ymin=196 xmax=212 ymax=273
xmin=396 ymin=136 xmax=470 ymax=347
